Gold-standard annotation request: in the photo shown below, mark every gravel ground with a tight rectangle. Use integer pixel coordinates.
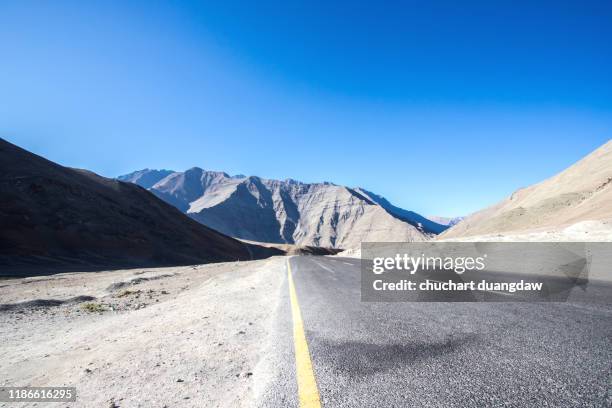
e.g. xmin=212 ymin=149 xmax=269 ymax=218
xmin=0 ymin=257 xmax=287 ymax=408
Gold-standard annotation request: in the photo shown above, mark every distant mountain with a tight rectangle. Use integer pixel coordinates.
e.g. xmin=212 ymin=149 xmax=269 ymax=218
xmin=119 ymin=168 xmax=447 ymax=248
xmin=427 ymin=216 xmax=464 ymax=228
xmin=355 ymin=189 xmax=450 ymax=234
xmin=118 ymin=169 xmax=175 ymax=189
xmin=0 ymin=138 xmax=279 ymax=274
xmin=441 ymin=140 xmax=612 ymax=239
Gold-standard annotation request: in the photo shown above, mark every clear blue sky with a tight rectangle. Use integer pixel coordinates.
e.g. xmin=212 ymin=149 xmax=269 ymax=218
xmin=1 ymin=1 xmax=611 ymax=216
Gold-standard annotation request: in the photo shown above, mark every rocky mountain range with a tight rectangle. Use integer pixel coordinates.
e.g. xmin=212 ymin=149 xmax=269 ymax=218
xmin=441 ymin=140 xmax=612 ymax=239
xmin=0 ymin=138 xmax=279 ymax=274
xmin=427 ymin=216 xmax=464 ymax=228
xmin=119 ymin=169 xmax=448 ymax=248
xmin=3 ymin=135 xmax=610 ymax=275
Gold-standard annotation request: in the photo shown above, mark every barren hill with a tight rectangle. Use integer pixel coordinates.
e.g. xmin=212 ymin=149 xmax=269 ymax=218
xmin=441 ymin=140 xmax=612 ymax=239
xmin=0 ymin=138 xmax=279 ymax=274
xmin=120 ymin=169 xmax=445 ymax=248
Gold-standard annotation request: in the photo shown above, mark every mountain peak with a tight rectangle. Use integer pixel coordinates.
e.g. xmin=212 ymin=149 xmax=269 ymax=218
xmin=117 ymin=169 xmax=175 ymax=189
xmin=0 ymin=138 xmax=278 ymax=269
xmin=119 ymin=167 xmax=437 ymax=248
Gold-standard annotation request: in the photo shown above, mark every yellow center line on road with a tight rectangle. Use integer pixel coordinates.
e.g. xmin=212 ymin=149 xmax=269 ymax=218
xmin=287 ymin=257 xmax=322 ymax=408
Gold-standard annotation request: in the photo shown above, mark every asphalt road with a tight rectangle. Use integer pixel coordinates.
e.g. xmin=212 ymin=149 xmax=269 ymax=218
xmin=258 ymin=256 xmax=612 ymax=407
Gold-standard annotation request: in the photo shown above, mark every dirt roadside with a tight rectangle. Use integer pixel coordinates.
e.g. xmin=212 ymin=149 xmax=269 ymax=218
xmin=0 ymin=256 xmax=287 ymax=407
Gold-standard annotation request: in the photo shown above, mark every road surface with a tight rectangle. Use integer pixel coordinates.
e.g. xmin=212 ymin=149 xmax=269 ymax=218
xmin=257 ymin=256 xmax=612 ymax=407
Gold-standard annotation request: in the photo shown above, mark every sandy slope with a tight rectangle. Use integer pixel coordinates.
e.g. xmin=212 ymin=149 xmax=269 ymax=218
xmin=441 ymin=140 xmax=612 ymax=239
xmin=0 ymin=257 xmax=287 ymax=408
xmin=440 ymin=219 xmax=612 ymax=242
